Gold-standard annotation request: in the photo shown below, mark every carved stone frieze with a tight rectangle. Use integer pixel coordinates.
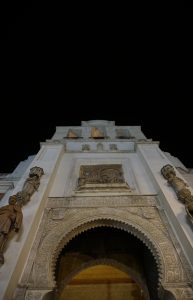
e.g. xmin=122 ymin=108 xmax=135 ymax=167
xmin=23 ymin=206 xmax=191 ymax=291
xmin=78 ymin=164 xmax=125 ymax=185
xmin=160 ymin=284 xmax=193 ymax=300
xmin=15 ymin=193 xmax=193 ymax=299
xmin=25 ymin=290 xmax=42 ymax=300
xmin=47 ymin=195 xmax=157 ymax=208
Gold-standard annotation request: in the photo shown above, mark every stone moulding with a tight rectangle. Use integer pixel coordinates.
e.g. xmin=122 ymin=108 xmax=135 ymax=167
xmin=25 ymin=207 xmax=192 ymax=299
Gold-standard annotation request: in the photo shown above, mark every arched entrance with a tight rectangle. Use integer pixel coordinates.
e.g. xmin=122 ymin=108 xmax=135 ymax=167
xmin=54 ymin=226 xmax=154 ymax=299
xmin=25 ymin=207 xmax=190 ymax=300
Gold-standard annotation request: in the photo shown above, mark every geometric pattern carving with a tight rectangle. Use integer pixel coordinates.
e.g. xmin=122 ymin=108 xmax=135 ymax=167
xmin=27 ymin=207 xmax=191 ymax=291
xmin=78 ymin=164 xmax=125 ymax=185
xmin=76 ymin=164 xmax=131 ymax=192
xmin=16 ymin=196 xmax=193 ymax=299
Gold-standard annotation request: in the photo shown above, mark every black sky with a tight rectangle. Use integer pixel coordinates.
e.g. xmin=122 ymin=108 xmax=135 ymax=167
xmin=0 ymin=5 xmax=192 ymax=173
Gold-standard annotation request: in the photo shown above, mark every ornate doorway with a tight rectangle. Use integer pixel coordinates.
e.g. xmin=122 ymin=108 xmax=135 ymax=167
xmin=18 ymin=206 xmax=192 ymax=300
xmin=54 ymin=226 xmax=159 ymax=299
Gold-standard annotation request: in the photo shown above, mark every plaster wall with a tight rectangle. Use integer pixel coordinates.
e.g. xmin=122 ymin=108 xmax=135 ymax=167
xmin=0 ymin=145 xmax=64 ymax=300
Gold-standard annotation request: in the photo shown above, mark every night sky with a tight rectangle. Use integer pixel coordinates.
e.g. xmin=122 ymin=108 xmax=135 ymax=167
xmin=0 ymin=5 xmax=192 ymax=173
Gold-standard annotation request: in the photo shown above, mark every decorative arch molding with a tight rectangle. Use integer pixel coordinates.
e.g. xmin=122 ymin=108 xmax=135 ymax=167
xmin=30 ymin=206 xmax=187 ymax=295
xmin=56 ymin=257 xmax=150 ymax=300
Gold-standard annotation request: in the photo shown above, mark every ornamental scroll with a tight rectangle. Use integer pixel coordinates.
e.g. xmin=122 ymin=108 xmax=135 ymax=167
xmin=0 ymin=166 xmax=44 ymax=265
xmin=161 ymin=164 xmax=193 ymax=224
xmin=77 ymin=164 xmax=131 ymax=192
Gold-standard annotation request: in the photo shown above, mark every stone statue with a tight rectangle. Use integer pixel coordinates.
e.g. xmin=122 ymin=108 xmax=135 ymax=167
xmin=16 ymin=167 xmax=44 ymax=205
xmin=0 ymin=167 xmax=43 ymax=265
xmin=161 ymin=164 xmax=193 ymax=223
xmin=0 ymin=195 xmax=23 ymax=264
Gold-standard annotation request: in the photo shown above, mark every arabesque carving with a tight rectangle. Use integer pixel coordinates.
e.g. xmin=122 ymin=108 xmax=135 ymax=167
xmin=25 ymin=207 xmax=192 ymax=293
xmin=161 ymin=164 xmax=193 ymax=224
xmin=78 ymin=164 xmax=124 ymax=185
xmin=77 ymin=164 xmax=131 ymax=192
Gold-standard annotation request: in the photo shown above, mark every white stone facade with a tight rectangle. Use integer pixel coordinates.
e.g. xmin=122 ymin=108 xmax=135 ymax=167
xmin=0 ymin=120 xmax=192 ymax=300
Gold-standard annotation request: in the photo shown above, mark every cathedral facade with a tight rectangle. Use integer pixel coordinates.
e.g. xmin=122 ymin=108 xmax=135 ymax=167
xmin=0 ymin=120 xmax=193 ymax=300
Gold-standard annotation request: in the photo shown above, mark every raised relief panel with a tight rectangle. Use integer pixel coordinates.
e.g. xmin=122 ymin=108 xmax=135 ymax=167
xmin=76 ymin=164 xmax=132 ymax=192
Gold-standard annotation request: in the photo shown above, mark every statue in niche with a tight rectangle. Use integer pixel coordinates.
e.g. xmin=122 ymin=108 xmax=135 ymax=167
xmin=67 ymin=129 xmax=78 ymax=138
xmin=16 ymin=166 xmax=44 ymax=205
xmin=91 ymin=127 xmax=104 ymax=138
xmin=161 ymin=164 xmax=193 ymax=222
xmin=0 ymin=195 xmax=23 ymax=264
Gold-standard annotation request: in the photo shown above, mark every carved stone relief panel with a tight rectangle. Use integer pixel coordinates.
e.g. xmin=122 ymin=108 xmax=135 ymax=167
xmin=17 ymin=204 xmax=192 ymax=293
xmin=78 ymin=164 xmax=124 ymax=184
xmin=76 ymin=164 xmax=132 ymax=192
xmin=14 ymin=194 xmax=193 ymax=299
